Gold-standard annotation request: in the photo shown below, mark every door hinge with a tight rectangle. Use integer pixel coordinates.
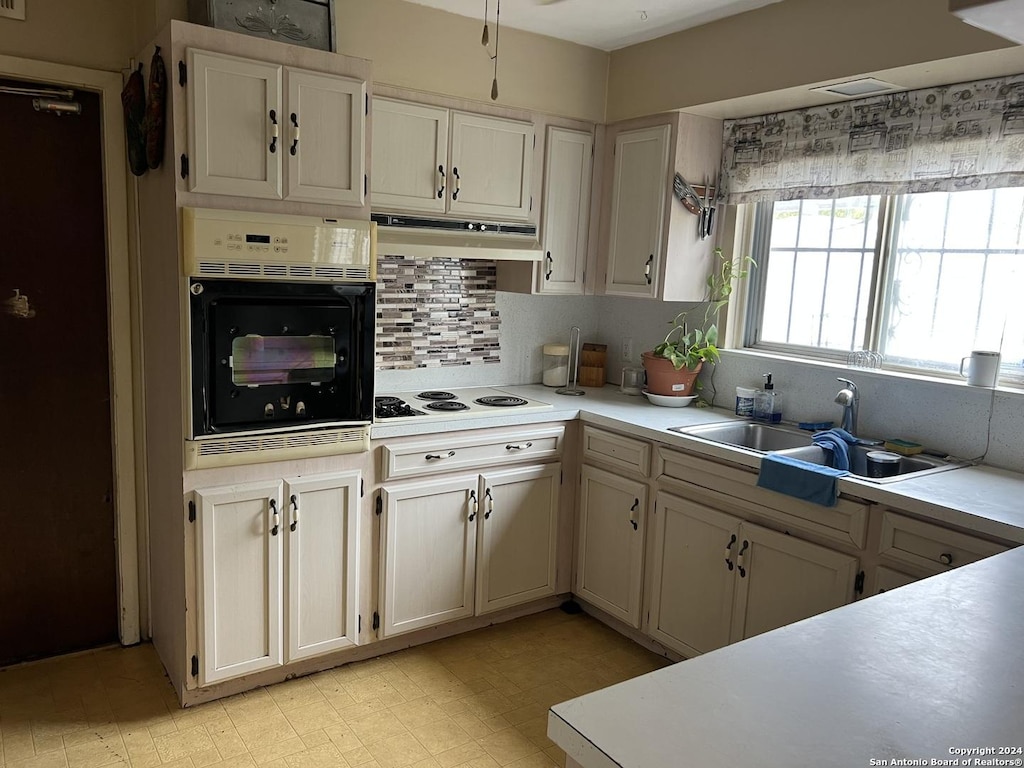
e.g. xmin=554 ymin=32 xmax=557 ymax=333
xmin=854 ymin=570 xmax=865 ymax=595
xmin=372 ymin=611 xmax=380 ymax=633
xmin=180 ymin=154 xmax=189 ymax=179
xmin=190 ymin=655 xmax=198 ymax=677
xmin=375 ymin=494 xmax=382 ymax=516
xmin=178 ymin=60 xmax=187 ymax=87
xmin=188 ymin=499 xmax=196 ymax=523
xmin=360 ymin=478 xmax=364 ymax=497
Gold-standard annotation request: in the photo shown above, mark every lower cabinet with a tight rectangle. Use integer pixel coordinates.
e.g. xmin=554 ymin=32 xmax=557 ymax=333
xmin=576 ymin=465 xmax=647 ymax=628
xmin=193 ymin=471 xmax=361 ymax=686
xmin=380 ymin=463 xmax=560 ymax=638
xmin=648 ymin=490 xmax=859 ymax=657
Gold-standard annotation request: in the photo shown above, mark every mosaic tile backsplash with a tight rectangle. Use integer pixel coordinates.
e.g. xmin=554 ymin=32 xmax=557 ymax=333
xmin=376 ymin=256 xmax=501 ymax=370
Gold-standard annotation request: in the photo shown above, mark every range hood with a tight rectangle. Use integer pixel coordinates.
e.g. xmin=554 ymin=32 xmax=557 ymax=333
xmin=950 ymin=0 xmax=1024 ymax=44
xmin=371 ymin=213 xmax=543 ymax=261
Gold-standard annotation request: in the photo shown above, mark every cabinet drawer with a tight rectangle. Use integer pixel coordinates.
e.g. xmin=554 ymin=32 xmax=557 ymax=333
xmin=656 ymin=446 xmax=868 ymax=548
xmin=582 ymin=426 xmax=651 ymax=477
xmin=381 ymin=427 xmax=564 ymax=480
xmin=878 ymin=511 xmax=1008 ymax=573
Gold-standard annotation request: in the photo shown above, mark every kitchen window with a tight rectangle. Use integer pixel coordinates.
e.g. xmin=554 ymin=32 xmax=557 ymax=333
xmin=745 ymin=187 xmax=1024 ymax=385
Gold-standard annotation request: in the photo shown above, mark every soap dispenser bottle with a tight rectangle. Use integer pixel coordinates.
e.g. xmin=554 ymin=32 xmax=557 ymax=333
xmin=755 ymin=372 xmax=782 ymax=423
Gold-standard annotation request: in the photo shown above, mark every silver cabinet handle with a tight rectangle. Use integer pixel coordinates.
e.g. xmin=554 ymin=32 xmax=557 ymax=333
xmin=289 ymin=494 xmax=298 ymax=532
xmin=425 ymin=450 xmax=456 ymax=461
xmin=270 ymin=498 xmax=280 ymax=536
xmin=505 ymin=442 xmax=533 ymax=451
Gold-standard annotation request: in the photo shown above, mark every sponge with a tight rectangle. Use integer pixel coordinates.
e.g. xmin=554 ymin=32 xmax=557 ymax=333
xmin=883 ymin=439 xmax=924 ymax=456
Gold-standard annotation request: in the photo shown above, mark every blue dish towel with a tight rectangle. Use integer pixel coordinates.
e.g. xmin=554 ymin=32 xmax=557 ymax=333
xmin=757 ymin=453 xmax=848 ymax=507
xmin=812 ymin=427 xmax=859 ymax=471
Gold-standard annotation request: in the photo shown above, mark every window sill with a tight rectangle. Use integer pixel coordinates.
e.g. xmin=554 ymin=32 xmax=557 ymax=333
xmin=723 ymin=347 xmax=1024 ymax=398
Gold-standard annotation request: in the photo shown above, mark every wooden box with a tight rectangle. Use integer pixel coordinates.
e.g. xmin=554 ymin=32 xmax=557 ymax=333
xmin=188 ymin=0 xmax=335 ymax=51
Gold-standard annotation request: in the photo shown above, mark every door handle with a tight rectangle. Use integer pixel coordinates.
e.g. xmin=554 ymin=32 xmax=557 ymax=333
xmin=468 ymin=489 xmax=477 ymax=522
xmin=289 ymin=113 xmax=299 ymax=156
xmin=724 ymin=533 xmax=737 ymax=571
xmin=484 ymin=488 xmax=494 ymax=519
xmin=545 ymin=252 xmax=553 ymax=280
xmin=437 ymin=164 xmax=446 ymax=199
xmin=629 ymin=498 xmax=639 ymax=531
xmin=289 ymin=494 xmax=298 ymax=532
xmin=270 ymin=498 xmax=280 ymax=536
xmin=269 ymin=109 xmax=279 ymax=153
xmin=644 ymin=254 xmax=653 ymax=285
xmin=736 ymin=539 xmax=749 ymax=578
xmin=452 ymin=167 xmax=461 ymax=201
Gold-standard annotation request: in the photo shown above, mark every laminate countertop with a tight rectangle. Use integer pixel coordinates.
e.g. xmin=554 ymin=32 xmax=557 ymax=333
xmin=372 ymin=384 xmax=1024 ymax=544
xmin=548 ymin=544 xmax=1024 ymax=768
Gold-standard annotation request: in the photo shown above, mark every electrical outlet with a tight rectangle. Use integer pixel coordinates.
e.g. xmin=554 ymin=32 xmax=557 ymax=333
xmin=622 ymin=337 xmax=634 ymax=361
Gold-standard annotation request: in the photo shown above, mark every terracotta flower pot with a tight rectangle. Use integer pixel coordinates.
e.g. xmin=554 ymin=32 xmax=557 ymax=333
xmin=641 ymin=352 xmax=702 ymax=397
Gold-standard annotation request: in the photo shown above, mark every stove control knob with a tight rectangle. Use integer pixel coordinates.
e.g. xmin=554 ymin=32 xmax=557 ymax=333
xmin=264 ymin=403 xmax=275 ymax=418
xmin=467 ymin=223 xmax=476 ymax=231
xmin=296 ymin=401 xmax=306 ymax=416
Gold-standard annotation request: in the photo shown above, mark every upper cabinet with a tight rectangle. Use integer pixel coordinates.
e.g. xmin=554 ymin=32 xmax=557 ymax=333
xmin=537 ymin=126 xmax=594 ymax=294
xmin=187 ymin=49 xmax=366 ymax=206
xmin=372 ymin=97 xmax=534 ymax=221
xmin=601 ymin=112 xmax=723 ymax=301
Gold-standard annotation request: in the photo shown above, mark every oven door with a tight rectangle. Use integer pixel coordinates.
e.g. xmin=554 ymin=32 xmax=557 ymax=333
xmin=190 ymin=279 xmax=374 ymax=436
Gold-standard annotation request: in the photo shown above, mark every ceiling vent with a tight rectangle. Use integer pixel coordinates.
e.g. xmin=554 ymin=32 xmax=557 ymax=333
xmin=0 ymin=0 xmax=26 ymax=21
xmin=810 ymin=78 xmax=903 ymax=99
xmin=950 ymin=0 xmax=1024 ymax=44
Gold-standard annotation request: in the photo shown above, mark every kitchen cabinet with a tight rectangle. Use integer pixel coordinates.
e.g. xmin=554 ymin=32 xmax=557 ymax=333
xmin=187 ymin=49 xmax=365 ymax=205
xmin=193 ymin=470 xmax=361 ymax=686
xmin=600 ymin=112 xmax=723 ymax=301
xmin=576 ymin=464 xmax=647 ymax=628
xmin=371 ymin=97 xmax=534 ymax=220
xmin=648 ymin=489 xmax=859 ymax=657
xmin=379 ymin=454 xmax=561 ymax=637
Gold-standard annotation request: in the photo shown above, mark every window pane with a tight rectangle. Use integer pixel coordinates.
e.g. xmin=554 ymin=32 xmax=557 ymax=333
xmin=231 ymin=335 xmax=336 ymax=386
xmin=881 ymin=189 xmax=1024 ymax=374
xmin=756 ymin=196 xmax=880 ymax=351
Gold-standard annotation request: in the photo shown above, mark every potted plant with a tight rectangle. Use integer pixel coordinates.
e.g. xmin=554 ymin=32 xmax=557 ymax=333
xmin=642 ymin=247 xmax=753 ymax=398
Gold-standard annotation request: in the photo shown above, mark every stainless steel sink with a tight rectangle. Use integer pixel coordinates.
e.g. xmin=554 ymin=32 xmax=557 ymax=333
xmin=774 ymin=444 xmax=966 ymax=483
xmin=671 ymin=422 xmax=812 ymax=452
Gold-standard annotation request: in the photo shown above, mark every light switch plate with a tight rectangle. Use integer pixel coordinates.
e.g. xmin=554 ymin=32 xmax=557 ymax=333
xmin=0 ymin=0 xmax=26 ymax=20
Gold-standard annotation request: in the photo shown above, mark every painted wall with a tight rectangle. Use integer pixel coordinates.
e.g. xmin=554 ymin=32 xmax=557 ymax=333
xmin=606 ymin=0 xmax=1013 ymax=121
xmin=333 ymin=0 xmax=609 ymax=123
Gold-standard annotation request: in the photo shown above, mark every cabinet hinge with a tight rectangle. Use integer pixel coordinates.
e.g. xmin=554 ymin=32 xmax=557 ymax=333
xmin=364 ymin=174 xmax=368 ymax=196
xmin=529 ymin=195 xmax=533 ymax=212
xmin=372 ymin=611 xmax=380 ymax=633
xmin=560 ymin=469 xmax=563 ymax=484
xmin=178 ymin=60 xmax=187 ymax=87
xmin=358 ymin=614 xmax=362 ymax=633
xmin=375 ymin=494 xmax=382 ymax=516
xmin=190 ymin=655 xmax=198 ymax=677
xmin=180 ymin=154 xmax=189 ymax=180
xmin=854 ymin=570 xmax=865 ymax=595
xmin=533 ymin=134 xmax=536 ymax=149
xmin=365 ymin=93 xmax=369 ymax=115
xmin=188 ymin=499 xmax=196 ymax=523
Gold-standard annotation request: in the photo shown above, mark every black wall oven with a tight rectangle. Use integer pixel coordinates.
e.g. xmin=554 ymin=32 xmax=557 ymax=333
xmin=189 ymin=278 xmax=374 ymax=437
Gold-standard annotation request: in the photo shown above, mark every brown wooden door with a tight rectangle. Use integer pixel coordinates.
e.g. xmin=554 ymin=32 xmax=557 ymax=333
xmin=0 ymin=82 xmax=117 ymax=665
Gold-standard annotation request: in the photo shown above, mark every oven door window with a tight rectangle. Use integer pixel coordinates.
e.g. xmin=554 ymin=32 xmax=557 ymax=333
xmin=231 ymin=335 xmax=335 ymax=386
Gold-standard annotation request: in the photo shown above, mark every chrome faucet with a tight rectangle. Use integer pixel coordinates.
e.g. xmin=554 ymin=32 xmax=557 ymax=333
xmin=835 ymin=377 xmax=859 ymax=435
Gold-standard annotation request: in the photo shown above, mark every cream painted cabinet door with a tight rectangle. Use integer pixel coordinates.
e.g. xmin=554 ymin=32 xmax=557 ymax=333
xmin=450 ymin=112 xmax=534 ymax=221
xmin=477 ymin=464 xmax=560 ymax=614
xmin=605 ymin=125 xmax=670 ymax=298
xmin=648 ymin=493 xmax=740 ymax=657
xmin=576 ymin=465 xmax=647 ymax=628
xmin=283 ymin=472 xmax=360 ymax=662
xmin=538 ymin=127 xmax=593 ymax=295
xmin=371 ymin=98 xmax=449 ymax=214
xmin=285 ymin=69 xmax=366 ymax=206
xmin=188 ymin=49 xmax=283 ymax=199
xmin=194 ymin=481 xmax=283 ymax=686
xmin=381 ymin=476 xmax=477 ymax=637
xmin=731 ymin=521 xmax=859 ymax=643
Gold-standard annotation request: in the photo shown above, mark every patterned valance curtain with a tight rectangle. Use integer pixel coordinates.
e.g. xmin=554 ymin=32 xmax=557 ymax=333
xmin=720 ymin=73 xmax=1024 ymax=205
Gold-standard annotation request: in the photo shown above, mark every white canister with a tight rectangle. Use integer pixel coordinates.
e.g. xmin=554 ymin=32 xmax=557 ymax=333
xmin=959 ymin=350 xmax=1001 ymax=387
xmin=542 ymin=344 xmax=570 ymax=387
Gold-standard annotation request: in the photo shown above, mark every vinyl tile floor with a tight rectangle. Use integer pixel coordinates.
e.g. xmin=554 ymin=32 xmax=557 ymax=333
xmin=0 ymin=610 xmax=671 ymax=768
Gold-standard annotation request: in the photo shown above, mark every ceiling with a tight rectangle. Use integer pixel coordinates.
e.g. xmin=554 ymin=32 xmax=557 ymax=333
xmin=401 ymin=0 xmax=785 ymax=51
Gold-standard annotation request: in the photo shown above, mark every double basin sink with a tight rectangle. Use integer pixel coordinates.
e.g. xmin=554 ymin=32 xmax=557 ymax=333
xmin=670 ymin=422 xmax=965 ymax=483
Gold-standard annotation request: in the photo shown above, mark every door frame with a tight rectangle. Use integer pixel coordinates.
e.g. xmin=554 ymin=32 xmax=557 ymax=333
xmin=0 ymin=54 xmax=141 ymax=646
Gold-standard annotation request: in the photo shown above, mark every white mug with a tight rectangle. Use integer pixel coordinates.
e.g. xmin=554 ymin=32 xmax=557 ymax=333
xmin=959 ymin=350 xmax=1001 ymax=387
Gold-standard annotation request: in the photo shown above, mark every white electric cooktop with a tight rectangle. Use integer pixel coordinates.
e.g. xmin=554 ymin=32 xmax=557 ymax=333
xmin=374 ymin=387 xmax=553 ymax=422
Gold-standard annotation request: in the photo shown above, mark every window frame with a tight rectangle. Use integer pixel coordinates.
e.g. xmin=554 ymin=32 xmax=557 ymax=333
xmin=743 ymin=194 xmax=1024 ymax=387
